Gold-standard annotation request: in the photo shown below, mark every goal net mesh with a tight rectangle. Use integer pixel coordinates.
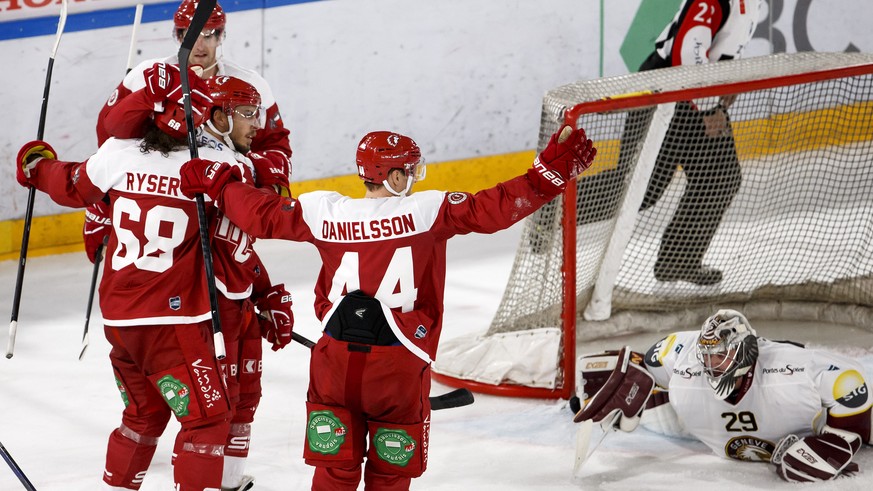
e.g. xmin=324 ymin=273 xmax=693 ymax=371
xmin=433 ymin=52 xmax=873 ymax=396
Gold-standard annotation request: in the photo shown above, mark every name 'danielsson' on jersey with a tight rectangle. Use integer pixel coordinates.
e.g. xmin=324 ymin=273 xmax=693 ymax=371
xmin=322 ymin=213 xmax=416 ymax=241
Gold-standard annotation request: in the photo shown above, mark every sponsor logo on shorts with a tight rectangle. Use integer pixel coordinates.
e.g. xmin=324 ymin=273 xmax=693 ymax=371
xmin=157 ymin=375 xmax=190 ymax=417
xmin=115 ymin=376 xmax=129 ymax=407
xmin=374 ymin=428 xmax=416 ymax=466
xmin=307 ymin=410 xmax=347 ymax=455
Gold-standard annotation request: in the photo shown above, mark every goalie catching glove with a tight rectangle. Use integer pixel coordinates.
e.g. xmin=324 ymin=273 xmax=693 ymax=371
xmin=254 ymin=283 xmax=294 ymax=351
xmin=771 ymin=426 xmax=862 ymax=482
xmin=573 ymin=346 xmax=655 ymax=432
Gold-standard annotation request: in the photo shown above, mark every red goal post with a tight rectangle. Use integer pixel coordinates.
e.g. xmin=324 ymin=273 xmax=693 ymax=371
xmin=433 ymin=51 xmax=873 ymax=400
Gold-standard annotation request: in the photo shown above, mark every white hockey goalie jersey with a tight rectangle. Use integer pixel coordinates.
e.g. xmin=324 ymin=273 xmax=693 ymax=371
xmin=643 ymin=331 xmax=871 ymax=461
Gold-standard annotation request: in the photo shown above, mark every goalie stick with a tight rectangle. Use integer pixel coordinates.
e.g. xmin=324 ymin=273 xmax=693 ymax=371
xmin=80 ymin=4 xmax=144 ymax=361
xmin=290 ymin=332 xmax=474 ymax=410
xmin=0 ymin=439 xmax=36 ymax=491
xmin=178 ymin=0 xmax=225 ymax=360
xmin=7 ymin=0 xmax=68 ymax=360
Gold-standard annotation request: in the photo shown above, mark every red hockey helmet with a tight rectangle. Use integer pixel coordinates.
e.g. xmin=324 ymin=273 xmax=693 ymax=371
xmin=153 ymin=97 xmax=210 ymax=140
xmin=174 ymin=0 xmax=226 ymax=41
xmin=356 ymin=131 xmax=425 ymax=184
xmin=206 ymin=75 xmax=264 ymax=126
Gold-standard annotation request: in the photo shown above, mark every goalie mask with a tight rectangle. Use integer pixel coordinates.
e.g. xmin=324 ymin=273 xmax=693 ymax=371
xmin=696 ymin=309 xmax=759 ymax=400
xmin=356 ymin=131 xmax=426 ymax=197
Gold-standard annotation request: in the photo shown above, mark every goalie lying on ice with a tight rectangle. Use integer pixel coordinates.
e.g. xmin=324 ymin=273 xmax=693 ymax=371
xmin=573 ymin=309 xmax=872 ymax=483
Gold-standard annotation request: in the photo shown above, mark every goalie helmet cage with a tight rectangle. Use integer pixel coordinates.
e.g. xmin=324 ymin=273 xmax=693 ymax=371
xmin=432 ymin=51 xmax=873 ymax=399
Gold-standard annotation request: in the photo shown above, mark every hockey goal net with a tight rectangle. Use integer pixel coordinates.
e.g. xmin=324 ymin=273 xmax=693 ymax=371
xmin=433 ymin=52 xmax=873 ymax=399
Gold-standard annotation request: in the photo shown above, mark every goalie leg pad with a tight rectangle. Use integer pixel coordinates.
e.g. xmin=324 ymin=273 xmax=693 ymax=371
xmin=573 ymin=347 xmax=655 ymax=433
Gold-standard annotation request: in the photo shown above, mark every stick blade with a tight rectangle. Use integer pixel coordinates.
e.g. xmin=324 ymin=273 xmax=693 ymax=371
xmin=429 ymin=388 xmax=474 ymax=411
xmin=78 ymin=331 xmax=89 ymax=361
xmin=572 ymin=419 xmax=595 ymax=478
xmin=6 ymin=320 xmax=17 ymax=359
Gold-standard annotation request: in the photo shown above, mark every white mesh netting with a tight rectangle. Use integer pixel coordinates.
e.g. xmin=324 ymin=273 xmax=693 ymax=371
xmin=434 ymin=52 xmax=873 ymax=393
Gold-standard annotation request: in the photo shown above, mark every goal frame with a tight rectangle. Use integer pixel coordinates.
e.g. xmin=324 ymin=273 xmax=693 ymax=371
xmin=432 ymin=57 xmax=873 ymax=400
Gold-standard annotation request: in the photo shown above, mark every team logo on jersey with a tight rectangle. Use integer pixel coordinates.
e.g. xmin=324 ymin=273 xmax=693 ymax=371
xmin=307 ymin=410 xmax=347 ymax=455
xmin=725 ymin=436 xmax=776 ymax=461
xmin=374 ymin=428 xmax=416 ymax=467
xmin=447 ymin=192 xmax=468 ymax=205
xmin=157 ymin=375 xmax=190 ymax=417
xmin=833 ymin=370 xmax=869 ymax=409
xmin=169 ymin=296 xmax=181 ymax=311
xmin=107 ymin=89 xmax=119 ymax=106
xmin=115 ymin=376 xmax=130 ymax=407
xmin=414 ymin=325 xmax=427 ymax=339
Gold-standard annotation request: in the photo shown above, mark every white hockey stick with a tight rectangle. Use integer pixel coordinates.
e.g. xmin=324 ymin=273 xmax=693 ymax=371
xmin=572 ymin=412 xmax=620 ymax=478
xmin=7 ymin=0 xmax=68 ymax=360
xmin=126 ymin=4 xmax=144 ymax=73
xmin=80 ymin=4 xmax=143 ymax=361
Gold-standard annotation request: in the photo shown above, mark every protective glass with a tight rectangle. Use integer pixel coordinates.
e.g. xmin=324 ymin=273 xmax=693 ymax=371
xmin=405 ymin=157 xmax=427 ymax=183
xmin=232 ymin=106 xmax=266 ymax=129
xmin=175 ymin=28 xmax=225 ymax=44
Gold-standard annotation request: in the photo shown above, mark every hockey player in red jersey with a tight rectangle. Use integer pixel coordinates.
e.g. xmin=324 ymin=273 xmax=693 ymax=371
xmin=197 ymin=74 xmax=295 ymax=491
xmin=574 ymin=309 xmax=871 ymax=483
xmin=85 ymin=0 xmax=292 ymax=265
xmin=16 ymin=94 xmax=234 ymax=490
xmin=179 ymin=125 xmax=596 ymax=489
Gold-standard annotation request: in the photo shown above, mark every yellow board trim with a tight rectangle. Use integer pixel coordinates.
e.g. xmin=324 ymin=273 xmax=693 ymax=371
xmin=3 ymin=100 xmax=871 ymax=260
xmin=0 ymin=150 xmax=537 ymax=261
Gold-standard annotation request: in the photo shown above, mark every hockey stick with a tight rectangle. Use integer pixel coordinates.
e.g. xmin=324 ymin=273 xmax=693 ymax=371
xmin=0 ymin=440 xmax=36 ymax=491
xmin=79 ymin=5 xmax=144 ymax=361
xmin=572 ymin=411 xmax=620 ymax=478
xmin=178 ymin=0 xmax=225 ymax=360
xmin=79 ymin=238 xmax=106 ymax=361
xmin=7 ymin=0 xmax=68 ymax=360
xmin=290 ymin=332 xmax=474 ymax=410
xmin=126 ymin=4 xmax=144 ymax=74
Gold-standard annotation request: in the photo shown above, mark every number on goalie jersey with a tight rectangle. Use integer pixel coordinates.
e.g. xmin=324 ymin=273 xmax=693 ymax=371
xmin=643 ymin=310 xmax=872 ymax=464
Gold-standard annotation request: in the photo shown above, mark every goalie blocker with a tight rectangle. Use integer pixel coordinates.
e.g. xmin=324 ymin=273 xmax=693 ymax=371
xmin=573 ymin=347 xmax=655 ymax=432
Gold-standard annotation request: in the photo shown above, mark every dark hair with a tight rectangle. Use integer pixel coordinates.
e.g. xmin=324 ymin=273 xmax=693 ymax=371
xmin=139 ymin=120 xmax=188 ymax=157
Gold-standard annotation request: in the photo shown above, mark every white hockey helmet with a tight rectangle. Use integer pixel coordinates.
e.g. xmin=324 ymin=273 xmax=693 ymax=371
xmin=696 ymin=309 xmax=759 ymax=400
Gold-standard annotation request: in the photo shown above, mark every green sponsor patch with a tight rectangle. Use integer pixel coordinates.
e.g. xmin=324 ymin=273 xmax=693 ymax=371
xmin=307 ymin=410 xmax=347 ymax=455
xmin=374 ymin=427 xmax=416 ymax=466
xmin=156 ymin=374 xmax=190 ymax=417
xmin=115 ymin=376 xmax=129 ymax=407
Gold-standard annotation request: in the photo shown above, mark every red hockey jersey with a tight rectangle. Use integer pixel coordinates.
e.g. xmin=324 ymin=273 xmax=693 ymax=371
xmin=215 ymin=175 xmax=555 ymax=362
xmin=29 ymin=138 xmax=253 ymax=326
